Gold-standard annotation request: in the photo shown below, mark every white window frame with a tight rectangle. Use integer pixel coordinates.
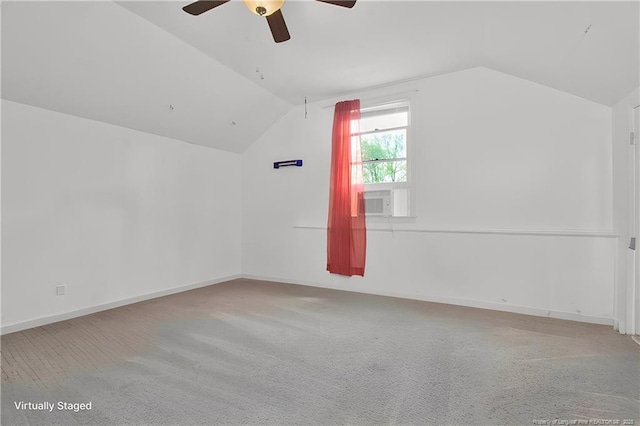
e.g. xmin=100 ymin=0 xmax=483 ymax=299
xmin=357 ymin=97 xmax=415 ymax=218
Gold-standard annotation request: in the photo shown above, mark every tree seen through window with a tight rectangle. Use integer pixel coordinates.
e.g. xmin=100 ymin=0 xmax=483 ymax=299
xmin=361 ymin=130 xmax=407 ymax=184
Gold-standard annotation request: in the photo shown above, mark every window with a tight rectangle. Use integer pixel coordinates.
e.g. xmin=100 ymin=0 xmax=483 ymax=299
xmin=355 ymin=99 xmax=413 ymax=217
xmin=360 ymin=100 xmax=409 ymax=184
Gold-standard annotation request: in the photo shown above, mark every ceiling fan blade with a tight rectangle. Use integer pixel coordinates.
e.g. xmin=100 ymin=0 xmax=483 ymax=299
xmin=315 ymin=0 xmax=356 ymax=8
xmin=266 ymin=9 xmax=291 ymax=43
xmin=182 ymin=0 xmax=230 ymax=16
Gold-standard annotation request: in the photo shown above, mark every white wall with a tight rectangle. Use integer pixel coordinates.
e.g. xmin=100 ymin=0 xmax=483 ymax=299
xmin=611 ymin=87 xmax=640 ymax=334
xmin=1 ymin=100 xmax=242 ymax=332
xmin=242 ymin=67 xmax=616 ymax=324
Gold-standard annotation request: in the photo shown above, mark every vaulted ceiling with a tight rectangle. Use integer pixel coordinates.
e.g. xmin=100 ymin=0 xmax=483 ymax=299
xmin=121 ymin=0 xmax=640 ymax=106
xmin=3 ymin=1 xmax=639 ymax=153
xmin=2 ymin=1 xmax=292 ymax=153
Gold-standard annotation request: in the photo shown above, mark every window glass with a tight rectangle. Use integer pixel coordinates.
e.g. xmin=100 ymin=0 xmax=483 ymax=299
xmin=360 ymin=111 xmax=408 ymax=133
xmin=362 ymin=129 xmax=407 ymax=183
xmin=363 ymin=160 xmax=407 ymax=184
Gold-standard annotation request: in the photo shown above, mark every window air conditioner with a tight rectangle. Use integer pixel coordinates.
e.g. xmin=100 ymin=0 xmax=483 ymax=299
xmin=363 ymin=190 xmax=393 ymax=216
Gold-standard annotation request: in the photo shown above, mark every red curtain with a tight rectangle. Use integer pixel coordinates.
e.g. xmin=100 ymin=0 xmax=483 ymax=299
xmin=327 ymin=99 xmax=366 ymax=276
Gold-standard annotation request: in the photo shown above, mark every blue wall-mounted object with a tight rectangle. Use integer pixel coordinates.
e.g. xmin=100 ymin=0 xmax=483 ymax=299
xmin=274 ymin=159 xmax=303 ymax=169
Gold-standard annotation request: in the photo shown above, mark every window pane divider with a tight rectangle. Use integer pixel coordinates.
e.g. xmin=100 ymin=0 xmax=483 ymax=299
xmin=362 ymin=158 xmax=407 ymax=163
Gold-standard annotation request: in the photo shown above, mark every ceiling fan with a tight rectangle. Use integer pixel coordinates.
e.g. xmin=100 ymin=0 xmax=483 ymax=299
xmin=182 ymin=0 xmax=357 ymax=43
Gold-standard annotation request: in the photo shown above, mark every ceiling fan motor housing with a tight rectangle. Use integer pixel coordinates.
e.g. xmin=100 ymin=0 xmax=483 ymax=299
xmin=242 ymin=0 xmax=285 ymax=17
xmin=183 ymin=0 xmax=357 ymax=43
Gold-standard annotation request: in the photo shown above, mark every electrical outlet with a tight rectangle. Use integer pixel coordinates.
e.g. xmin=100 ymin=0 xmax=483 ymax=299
xmin=56 ymin=285 xmax=66 ymax=296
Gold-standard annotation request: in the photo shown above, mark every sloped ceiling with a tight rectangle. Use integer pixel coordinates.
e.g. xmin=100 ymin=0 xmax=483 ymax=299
xmin=1 ymin=1 xmax=292 ymax=153
xmin=121 ymin=0 xmax=639 ymax=106
xmin=3 ymin=1 xmax=639 ymax=154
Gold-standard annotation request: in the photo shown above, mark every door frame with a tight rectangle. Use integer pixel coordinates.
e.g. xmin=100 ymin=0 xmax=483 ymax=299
xmin=633 ymin=105 xmax=640 ymax=334
xmin=626 ymin=105 xmax=640 ymax=335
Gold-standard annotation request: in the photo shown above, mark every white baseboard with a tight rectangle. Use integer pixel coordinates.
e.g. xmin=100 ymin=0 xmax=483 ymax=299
xmin=2 ymin=272 xmax=613 ymax=335
xmin=242 ymin=273 xmax=614 ymax=326
xmin=0 ymin=274 xmax=242 ymax=335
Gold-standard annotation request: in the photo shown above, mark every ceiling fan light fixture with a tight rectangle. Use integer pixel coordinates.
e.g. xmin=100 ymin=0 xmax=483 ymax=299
xmin=242 ymin=0 xmax=285 ymax=16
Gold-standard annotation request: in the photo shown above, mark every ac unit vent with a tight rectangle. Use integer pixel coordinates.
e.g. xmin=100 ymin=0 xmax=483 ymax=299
xmin=363 ymin=190 xmax=393 ymax=216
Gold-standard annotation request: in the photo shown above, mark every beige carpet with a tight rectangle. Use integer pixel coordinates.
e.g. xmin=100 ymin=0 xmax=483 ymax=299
xmin=2 ymin=278 xmax=639 ymax=425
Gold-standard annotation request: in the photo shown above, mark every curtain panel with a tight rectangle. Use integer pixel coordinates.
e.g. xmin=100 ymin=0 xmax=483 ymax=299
xmin=327 ymin=99 xmax=367 ymax=277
